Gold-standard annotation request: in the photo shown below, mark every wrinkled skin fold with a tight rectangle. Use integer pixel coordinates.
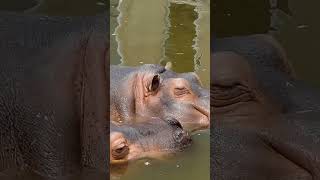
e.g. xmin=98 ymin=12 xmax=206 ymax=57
xmin=211 ymin=34 xmax=320 ymax=179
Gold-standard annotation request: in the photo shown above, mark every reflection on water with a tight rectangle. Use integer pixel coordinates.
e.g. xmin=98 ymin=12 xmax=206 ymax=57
xmin=110 ymin=0 xmax=210 ymax=180
xmin=114 ymin=0 xmax=170 ymax=66
xmin=111 ymin=0 xmax=210 ymax=88
xmin=162 ymin=3 xmax=197 ymax=73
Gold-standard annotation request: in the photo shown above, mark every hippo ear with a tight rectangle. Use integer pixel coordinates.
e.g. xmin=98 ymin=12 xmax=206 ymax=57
xmin=149 ymin=74 xmax=161 ymax=92
xmin=165 ymin=62 xmax=172 ymax=70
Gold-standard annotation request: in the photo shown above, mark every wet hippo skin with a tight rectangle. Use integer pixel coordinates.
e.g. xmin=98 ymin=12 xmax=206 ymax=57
xmin=110 ymin=117 xmax=191 ymax=165
xmin=0 ymin=12 xmax=109 ymax=179
xmin=110 ymin=64 xmax=210 ymax=131
xmin=211 ymin=35 xmax=320 ymax=179
xmin=212 ymin=34 xmax=320 ymax=128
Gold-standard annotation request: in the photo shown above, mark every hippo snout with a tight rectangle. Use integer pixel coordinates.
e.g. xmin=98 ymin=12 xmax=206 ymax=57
xmin=194 ymin=88 xmax=210 ymax=127
xmin=174 ymin=130 xmax=192 ymax=148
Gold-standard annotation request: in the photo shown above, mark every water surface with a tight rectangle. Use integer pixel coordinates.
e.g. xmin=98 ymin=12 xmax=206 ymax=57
xmin=110 ymin=0 xmax=210 ymax=179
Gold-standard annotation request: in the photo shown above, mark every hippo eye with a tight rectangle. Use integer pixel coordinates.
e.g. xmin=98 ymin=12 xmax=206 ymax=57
xmin=149 ymin=74 xmax=161 ymax=92
xmin=112 ymin=142 xmax=129 ymax=160
xmin=174 ymin=87 xmax=190 ymax=97
xmin=211 ymin=83 xmax=254 ymax=108
xmin=165 ymin=117 xmax=183 ymax=129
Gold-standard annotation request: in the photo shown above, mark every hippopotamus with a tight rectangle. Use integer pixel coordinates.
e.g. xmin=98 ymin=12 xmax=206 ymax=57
xmin=110 ymin=117 xmax=191 ymax=165
xmin=110 ymin=64 xmax=210 ymax=131
xmin=211 ymin=34 xmax=320 ymax=128
xmin=211 ymin=34 xmax=320 ymax=179
xmin=0 ymin=12 xmax=109 ymax=179
xmin=212 ymin=113 xmax=320 ymax=180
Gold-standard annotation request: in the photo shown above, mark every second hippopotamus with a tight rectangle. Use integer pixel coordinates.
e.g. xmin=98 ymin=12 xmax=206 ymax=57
xmin=110 ymin=117 xmax=191 ymax=165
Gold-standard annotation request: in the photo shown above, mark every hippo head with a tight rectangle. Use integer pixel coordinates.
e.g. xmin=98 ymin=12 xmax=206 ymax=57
xmin=110 ymin=64 xmax=210 ymax=131
xmin=211 ymin=52 xmax=283 ymax=128
xmin=110 ymin=117 xmax=192 ymax=164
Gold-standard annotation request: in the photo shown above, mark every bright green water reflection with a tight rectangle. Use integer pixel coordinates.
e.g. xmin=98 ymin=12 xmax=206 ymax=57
xmin=111 ymin=0 xmax=210 ymax=88
xmin=110 ymin=0 xmax=210 ymax=180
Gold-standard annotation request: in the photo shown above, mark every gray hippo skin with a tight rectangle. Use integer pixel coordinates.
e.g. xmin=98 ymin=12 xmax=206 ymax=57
xmin=211 ymin=35 xmax=320 ymax=179
xmin=110 ymin=64 xmax=210 ymax=131
xmin=0 ymin=12 xmax=109 ymax=179
xmin=110 ymin=117 xmax=191 ymax=164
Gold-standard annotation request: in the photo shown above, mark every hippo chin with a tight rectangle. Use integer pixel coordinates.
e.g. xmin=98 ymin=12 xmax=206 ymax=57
xmin=110 ymin=64 xmax=210 ymax=131
xmin=110 ymin=117 xmax=191 ymax=165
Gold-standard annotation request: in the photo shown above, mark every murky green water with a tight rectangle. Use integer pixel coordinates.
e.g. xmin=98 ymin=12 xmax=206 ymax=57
xmin=110 ymin=0 xmax=210 ymax=88
xmin=110 ymin=0 xmax=210 ymax=180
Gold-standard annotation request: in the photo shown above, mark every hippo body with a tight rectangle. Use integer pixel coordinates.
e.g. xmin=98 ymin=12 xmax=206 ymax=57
xmin=212 ymin=113 xmax=320 ymax=180
xmin=211 ymin=35 xmax=320 ymax=179
xmin=110 ymin=64 xmax=210 ymax=131
xmin=0 ymin=12 xmax=109 ymax=179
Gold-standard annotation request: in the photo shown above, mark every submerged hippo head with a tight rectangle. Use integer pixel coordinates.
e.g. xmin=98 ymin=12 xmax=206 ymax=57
xmin=110 ymin=64 xmax=210 ymax=131
xmin=110 ymin=117 xmax=192 ymax=164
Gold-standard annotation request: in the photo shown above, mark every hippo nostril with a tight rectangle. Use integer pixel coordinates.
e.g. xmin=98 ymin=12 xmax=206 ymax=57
xmin=174 ymin=131 xmax=184 ymax=142
xmin=174 ymin=130 xmax=192 ymax=147
xmin=180 ymin=133 xmax=192 ymax=148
